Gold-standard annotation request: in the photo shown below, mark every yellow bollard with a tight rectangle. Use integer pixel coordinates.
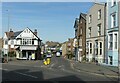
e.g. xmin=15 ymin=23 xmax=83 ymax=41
xmin=47 ymin=58 xmax=51 ymax=65
xmin=43 ymin=60 xmax=48 ymax=65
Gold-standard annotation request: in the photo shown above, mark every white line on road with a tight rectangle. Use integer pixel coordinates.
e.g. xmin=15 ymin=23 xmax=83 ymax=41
xmin=0 ymin=67 xmax=38 ymax=79
xmin=0 ymin=68 xmax=8 ymax=71
xmin=14 ymin=71 xmax=38 ymax=79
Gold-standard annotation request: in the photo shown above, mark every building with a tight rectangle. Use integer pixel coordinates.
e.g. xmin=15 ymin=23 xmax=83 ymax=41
xmin=3 ymin=28 xmax=42 ymax=60
xmin=106 ymin=0 xmax=119 ymax=66
xmin=62 ymin=38 xmax=74 ymax=59
xmin=118 ymin=1 xmax=120 ymax=69
xmin=86 ymin=3 xmax=106 ymax=63
xmin=67 ymin=38 xmax=74 ymax=59
xmin=74 ymin=13 xmax=86 ymax=62
xmin=62 ymin=42 xmax=67 ymax=57
xmin=0 ymin=38 xmax=3 ymax=57
xmin=73 ymin=18 xmax=79 ymax=61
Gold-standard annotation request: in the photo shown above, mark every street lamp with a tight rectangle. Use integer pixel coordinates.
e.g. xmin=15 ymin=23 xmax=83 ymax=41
xmin=6 ymin=9 xmax=10 ymax=63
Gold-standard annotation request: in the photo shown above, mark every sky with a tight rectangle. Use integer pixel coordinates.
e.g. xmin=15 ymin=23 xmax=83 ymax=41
xmin=2 ymin=2 xmax=94 ymax=43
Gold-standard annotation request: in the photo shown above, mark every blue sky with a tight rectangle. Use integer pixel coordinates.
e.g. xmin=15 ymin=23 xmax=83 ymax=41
xmin=2 ymin=2 xmax=93 ymax=43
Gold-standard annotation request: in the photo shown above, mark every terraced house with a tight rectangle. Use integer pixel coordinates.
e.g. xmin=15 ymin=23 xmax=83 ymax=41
xmin=3 ymin=28 xmax=42 ymax=60
xmin=86 ymin=3 xmax=106 ymax=63
xmin=73 ymin=13 xmax=86 ymax=62
xmin=106 ymin=0 xmax=119 ymax=66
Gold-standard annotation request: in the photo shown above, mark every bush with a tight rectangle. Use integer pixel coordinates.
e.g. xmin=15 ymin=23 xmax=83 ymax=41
xmin=8 ymin=51 xmax=16 ymax=57
xmin=82 ymin=56 xmax=86 ymax=62
xmin=91 ymin=57 xmax=95 ymax=62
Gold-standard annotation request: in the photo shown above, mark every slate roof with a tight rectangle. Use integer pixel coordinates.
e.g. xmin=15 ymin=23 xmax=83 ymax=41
xmin=80 ymin=13 xmax=87 ymax=20
xmin=14 ymin=31 xmax=23 ymax=38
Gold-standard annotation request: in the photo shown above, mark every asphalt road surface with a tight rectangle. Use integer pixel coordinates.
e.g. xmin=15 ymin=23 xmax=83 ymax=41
xmin=1 ymin=56 xmax=118 ymax=83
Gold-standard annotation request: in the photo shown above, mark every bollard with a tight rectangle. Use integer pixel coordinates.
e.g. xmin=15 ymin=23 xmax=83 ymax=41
xmin=44 ymin=60 xmax=48 ymax=65
xmin=47 ymin=58 xmax=51 ymax=65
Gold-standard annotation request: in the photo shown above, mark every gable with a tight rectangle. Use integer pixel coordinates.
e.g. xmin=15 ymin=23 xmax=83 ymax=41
xmin=16 ymin=28 xmax=38 ymax=39
xmin=3 ymin=33 xmax=8 ymax=39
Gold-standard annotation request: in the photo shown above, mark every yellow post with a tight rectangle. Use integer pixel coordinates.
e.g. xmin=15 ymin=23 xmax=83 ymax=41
xmin=47 ymin=58 xmax=51 ymax=65
xmin=43 ymin=59 xmax=48 ymax=65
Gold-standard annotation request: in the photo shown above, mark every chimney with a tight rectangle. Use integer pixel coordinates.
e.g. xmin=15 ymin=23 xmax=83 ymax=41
xmin=9 ymin=28 xmax=14 ymax=38
xmin=34 ymin=29 xmax=37 ymax=36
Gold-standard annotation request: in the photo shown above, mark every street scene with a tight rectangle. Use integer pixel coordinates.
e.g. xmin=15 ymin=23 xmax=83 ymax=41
xmin=0 ymin=0 xmax=120 ymax=83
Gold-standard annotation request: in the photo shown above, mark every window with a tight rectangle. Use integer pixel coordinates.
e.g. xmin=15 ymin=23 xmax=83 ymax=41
xmin=98 ymin=24 xmax=101 ymax=36
xmin=89 ymin=15 xmax=92 ymax=23
xmin=114 ymin=34 xmax=117 ymax=49
xmin=90 ymin=43 xmax=92 ymax=54
xmin=20 ymin=40 xmax=22 ymax=45
xmin=80 ymin=29 xmax=82 ymax=34
xmin=95 ymin=41 xmax=98 ymax=55
xmin=111 ymin=0 xmax=116 ymax=6
xmin=5 ymin=40 xmax=7 ymax=45
xmin=100 ymin=42 xmax=102 ymax=55
xmin=86 ymin=42 xmax=89 ymax=54
xmin=111 ymin=13 xmax=116 ymax=28
xmin=11 ymin=40 xmax=14 ymax=45
xmin=89 ymin=27 xmax=91 ymax=37
xmin=79 ymin=38 xmax=82 ymax=46
xmin=23 ymin=39 xmax=25 ymax=45
xmin=98 ymin=9 xmax=101 ymax=20
xmin=22 ymin=39 xmax=32 ymax=45
xmin=109 ymin=34 xmax=113 ymax=50
xmin=32 ymin=39 xmax=34 ymax=45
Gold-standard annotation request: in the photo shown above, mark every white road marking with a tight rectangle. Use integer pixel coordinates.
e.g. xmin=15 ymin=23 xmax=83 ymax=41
xmin=0 ymin=68 xmax=8 ymax=71
xmin=0 ymin=67 xmax=38 ymax=78
xmin=14 ymin=71 xmax=38 ymax=78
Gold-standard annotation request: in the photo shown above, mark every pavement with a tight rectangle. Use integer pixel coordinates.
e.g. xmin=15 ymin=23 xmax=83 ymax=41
xmin=69 ymin=59 xmax=119 ymax=77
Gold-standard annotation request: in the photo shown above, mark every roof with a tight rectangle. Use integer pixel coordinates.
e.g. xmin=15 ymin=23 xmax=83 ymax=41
xmin=80 ymin=13 xmax=87 ymax=20
xmin=81 ymin=13 xmax=87 ymax=19
xmin=5 ymin=28 xmax=42 ymax=41
xmin=14 ymin=31 xmax=23 ymax=38
xmin=74 ymin=18 xmax=79 ymax=28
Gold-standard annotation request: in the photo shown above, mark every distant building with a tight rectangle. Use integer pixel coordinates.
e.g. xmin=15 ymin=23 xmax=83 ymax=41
xmin=106 ymin=0 xmax=119 ymax=66
xmin=73 ymin=18 xmax=79 ymax=61
xmin=62 ymin=38 xmax=74 ymax=59
xmin=66 ymin=38 xmax=74 ymax=59
xmin=3 ymin=28 xmax=42 ymax=60
xmin=62 ymin=42 xmax=67 ymax=57
xmin=0 ymin=38 xmax=3 ymax=57
xmin=86 ymin=3 xmax=106 ymax=63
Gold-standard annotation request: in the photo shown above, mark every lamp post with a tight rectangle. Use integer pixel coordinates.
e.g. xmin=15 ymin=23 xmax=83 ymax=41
xmin=118 ymin=1 xmax=120 ymax=82
xmin=6 ymin=9 xmax=10 ymax=63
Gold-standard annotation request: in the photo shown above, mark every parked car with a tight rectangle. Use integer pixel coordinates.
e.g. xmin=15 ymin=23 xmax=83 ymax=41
xmin=56 ymin=52 xmax=60 ymax=57
xmin=46 ymin=54 xmax=52 ymax=58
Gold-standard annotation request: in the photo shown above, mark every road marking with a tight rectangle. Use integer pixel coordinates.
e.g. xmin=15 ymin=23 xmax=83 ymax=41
xmin=0 ymin=68 xmax=8 ymax=71
xmin=14 ymin=71 xmax=38 ymax=78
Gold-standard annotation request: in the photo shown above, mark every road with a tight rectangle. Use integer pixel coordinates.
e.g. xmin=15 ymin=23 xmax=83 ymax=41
xmin=1 ymin=56 xmax=118 ymax=82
